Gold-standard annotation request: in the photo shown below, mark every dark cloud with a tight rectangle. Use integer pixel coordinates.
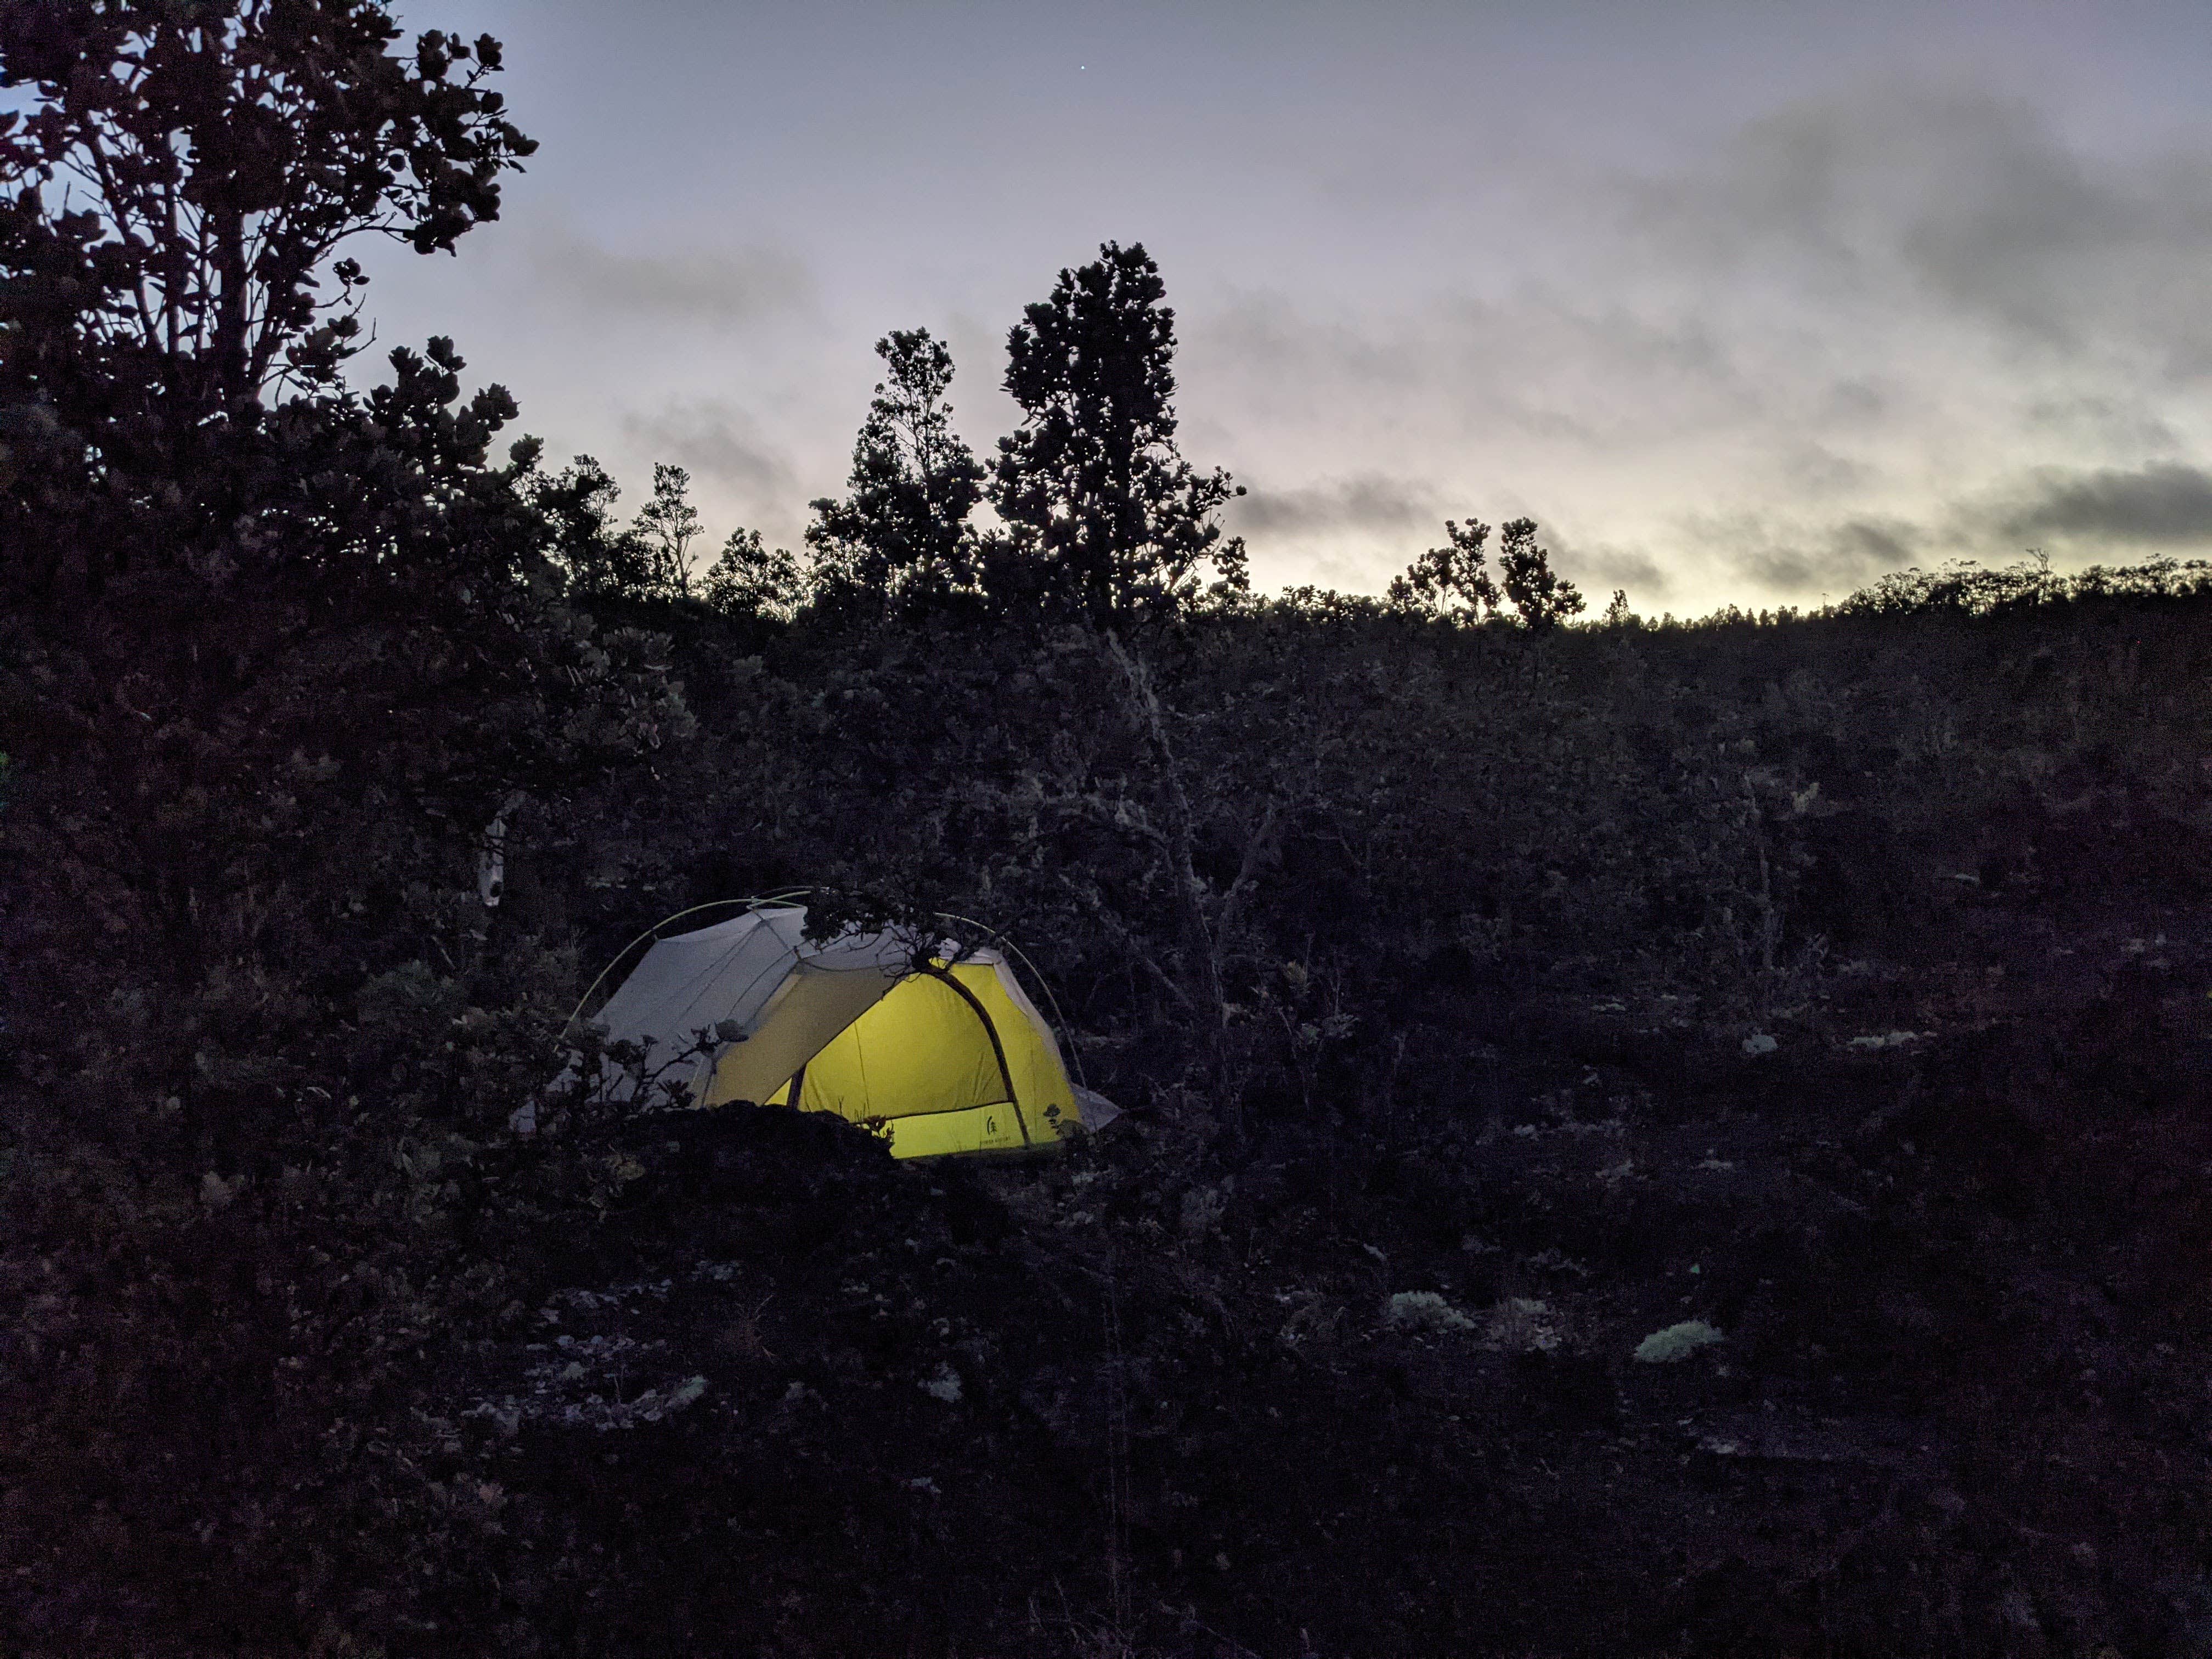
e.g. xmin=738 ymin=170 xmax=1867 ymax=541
xmin=1695 ymin=466 xmax=2212 ymax=601
xmin=620 ymin=400 xmax=797 ymax=500
xmin=1692 ymin=511 xmax=1931 ymax=596
xmin=1624 ymin=82 xmax=2212 ymax=364
xmin=1778 ymin=441 xmax=1877 ymax=496
xmin=1232 ymin=473 xmax=1443 ymax=539
xmin=1993 ymin=461 xmax=2212 ymax=549
xmin=1556 ymin=541 xmax=1672 ymax=602
xmin=2021 ymin=395 xmax=2182 ymax=455
xmin=533 ymin=225 xmax=812 ymax=328
xmin=1193 ymin=289 xmax=1748 ymax=448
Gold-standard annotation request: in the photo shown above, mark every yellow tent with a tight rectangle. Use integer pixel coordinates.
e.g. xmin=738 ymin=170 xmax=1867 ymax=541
xmin=565 ymin=903 xmax=1116 ymax=1158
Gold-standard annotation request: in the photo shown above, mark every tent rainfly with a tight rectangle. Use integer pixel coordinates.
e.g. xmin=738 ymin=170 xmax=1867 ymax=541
xmin=560 ymin=903 xmax=1118 ymax=1158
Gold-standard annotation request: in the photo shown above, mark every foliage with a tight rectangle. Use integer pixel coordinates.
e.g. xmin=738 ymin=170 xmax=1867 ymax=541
xmin=630 ymin=461 xmax=706 ymax=600
xmin=1496 ymin=516 xmax=1585 ymax=629
xmin=701 ymin=526 xmax=806 ymax=623
xmin=1837 ymin=550 xmax=2212 ymax=617
xmin=1384 ymin=1289 xmax=1476 ymax=1333
xmin=0 ymin=0 xmax=534 ymax=408
xmin=0 ymin=16 xmax=689 ymax=1651
xmin=988 ymin=241 xmax=1248 ymax=627
xmin=1387 ymin=516 xmax=1499 ymax=619
xmin=1390 ymin=515 xmax=1584 ymax=629
xmin=529 ymin=451 xmax=656 ymax=600
xmin=805 ymin=328 xmax=985 ymax=624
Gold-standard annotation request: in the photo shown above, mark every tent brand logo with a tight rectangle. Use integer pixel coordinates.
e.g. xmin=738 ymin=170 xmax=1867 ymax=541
xmin=568 ymin=903 xmax=1118 ymax=1159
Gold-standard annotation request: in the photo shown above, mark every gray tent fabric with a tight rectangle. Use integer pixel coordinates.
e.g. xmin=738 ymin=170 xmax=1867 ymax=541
xmin=1073 ymin=1085 xmax=1123 ymax=1135
xmin=582 ymin=908 xmax=911 ymax=1104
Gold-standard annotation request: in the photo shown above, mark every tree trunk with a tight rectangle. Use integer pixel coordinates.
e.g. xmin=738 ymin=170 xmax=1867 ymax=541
xmin=210 ymin=209 xmax=250 ymax=404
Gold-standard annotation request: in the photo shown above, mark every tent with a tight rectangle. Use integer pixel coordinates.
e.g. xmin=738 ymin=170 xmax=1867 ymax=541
xmin=562 ymin=902 xmax=1118 ymax=1158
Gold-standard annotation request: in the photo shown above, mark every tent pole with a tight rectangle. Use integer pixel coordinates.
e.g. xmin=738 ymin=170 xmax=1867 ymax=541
xmin=923 ymin=965 xmax=1030 ymax=1148
xmin=931 ymin=911 xmax=1087 ymax=1091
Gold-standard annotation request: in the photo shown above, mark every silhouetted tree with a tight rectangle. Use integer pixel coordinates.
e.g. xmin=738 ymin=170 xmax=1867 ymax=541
xmin=0 ymin=2 xmax=676 ymax=1010
xmin=703 ymin=525 xmax=805 ymax=622
xmin=0 ymin=21 xmax=708 ymax=1643
xmin=1390 ymin=515 xmax=1584 ymax=629
xmin=0 ymin=1 xmax=533 ymax=422
xmin=1389 ymin=518 xmax=1501 ymax=620
xmin=633 ymin=461 xmax=705 ymax=599
xmin=1497 ymin=516 xmax=1585 ymax=629
xmin=806 ymin=328 xmax=985 ymax=622
xmin=987 ymin=242 xmax=1247 ymax=627
xmin=531 ymin=452 xmax=657 ymax=598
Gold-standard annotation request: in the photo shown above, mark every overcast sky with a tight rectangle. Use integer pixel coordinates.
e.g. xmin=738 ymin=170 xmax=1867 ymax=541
xmin=352 ymin=0 xmax=2212 ymax=613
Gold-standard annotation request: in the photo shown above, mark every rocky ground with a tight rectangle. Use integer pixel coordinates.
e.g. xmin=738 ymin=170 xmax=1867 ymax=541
xmin=360 ymin=890 xmax=2211 ymax=1658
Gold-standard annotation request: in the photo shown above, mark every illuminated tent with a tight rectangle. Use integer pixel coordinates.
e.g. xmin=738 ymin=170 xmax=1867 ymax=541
xmin=567 ymin=902 xmax=1117 ymax=1158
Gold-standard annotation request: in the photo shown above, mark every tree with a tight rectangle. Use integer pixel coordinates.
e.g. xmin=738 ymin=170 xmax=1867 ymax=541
xmin=0 ymin=3 xmax=679 ymax=1026
xmin=531 ymin=455 xmax=721 ymax=605
xmin=0 ymin=1 xmax=534 ymax=418
xmin=632 ymin=460 xmax=704 ymax=600
xmin=1389 ymin=515 xmax=1584 ymax=629
xmin=531 ymin=452 xmax=653 ymax=599
xmin=988 ymin=241 xmax=1248 ymax=628
xmin=702 ymin=525 xmax=805 ymax=622
xmin=806 ymin=328 xmax=985 ymax=622
xmin=0 ymin=24 xmax=695 ymax=1641
xmin=0 ymin=1 xmax=544 ymax=658
xmin=1388 ymin=518 xmax=1500 ymax=620
xmin=1496 ymin=516 xmax=1585 ymax=630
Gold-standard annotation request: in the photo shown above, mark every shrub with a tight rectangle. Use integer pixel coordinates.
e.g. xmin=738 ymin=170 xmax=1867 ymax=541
xmin=1633 ymin=1320 xmax=1724 ymax=1363
xmin=1384 ymin=1290 xmax=1476 ymax=1334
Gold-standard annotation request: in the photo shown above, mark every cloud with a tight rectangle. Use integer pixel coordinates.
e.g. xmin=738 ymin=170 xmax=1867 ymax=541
xmin=1192 ymin=287 xmax=1747 ymax=449
xmin=1620 ymin=80 xmax=2212 ymax=365
xmin=2021 ymin=395 xmax=2180 ymax=454
xmin=1688 ymin=510 xmax=1933 ymax=598
xmin=1231 ymin=472 xmax=1443 ymax=539
xmin=1176 ymin=77 xmax=2212 ymax=615
xmin=620 ymin=400 xmax=798 ymax=501
xmin=1671 ymin=466 xmax=2212 ymax=607
xmin=532 ymin=224 xmax=812 ymax=328
xmin=1991 ymin=461 xmax=2212 ymax=550
xmin=1553 ymin=539 xmax=1673 ymax=603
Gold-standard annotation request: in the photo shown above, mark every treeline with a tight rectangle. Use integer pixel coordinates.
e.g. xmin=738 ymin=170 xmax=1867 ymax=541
xmin=534 ymin=259 xmax=1244 ymax=633
xmin=537 ymin=302 xmax=2212 ymax=646
xmin=529 ymin=257 xmax=1605 ymax=636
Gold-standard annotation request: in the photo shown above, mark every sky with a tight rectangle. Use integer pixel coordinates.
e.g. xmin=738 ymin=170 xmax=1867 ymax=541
xmin=351 ymin=0 xmax=2212 ymax=614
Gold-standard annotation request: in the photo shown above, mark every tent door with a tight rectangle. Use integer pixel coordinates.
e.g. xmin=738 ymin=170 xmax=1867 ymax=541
xmin=922 ymin=964 xmax=1031 ymax=1148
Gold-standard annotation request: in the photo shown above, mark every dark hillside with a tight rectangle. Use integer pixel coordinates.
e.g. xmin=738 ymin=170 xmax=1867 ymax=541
xmin=12 ymin=579 xmax=2212 ymax=1657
